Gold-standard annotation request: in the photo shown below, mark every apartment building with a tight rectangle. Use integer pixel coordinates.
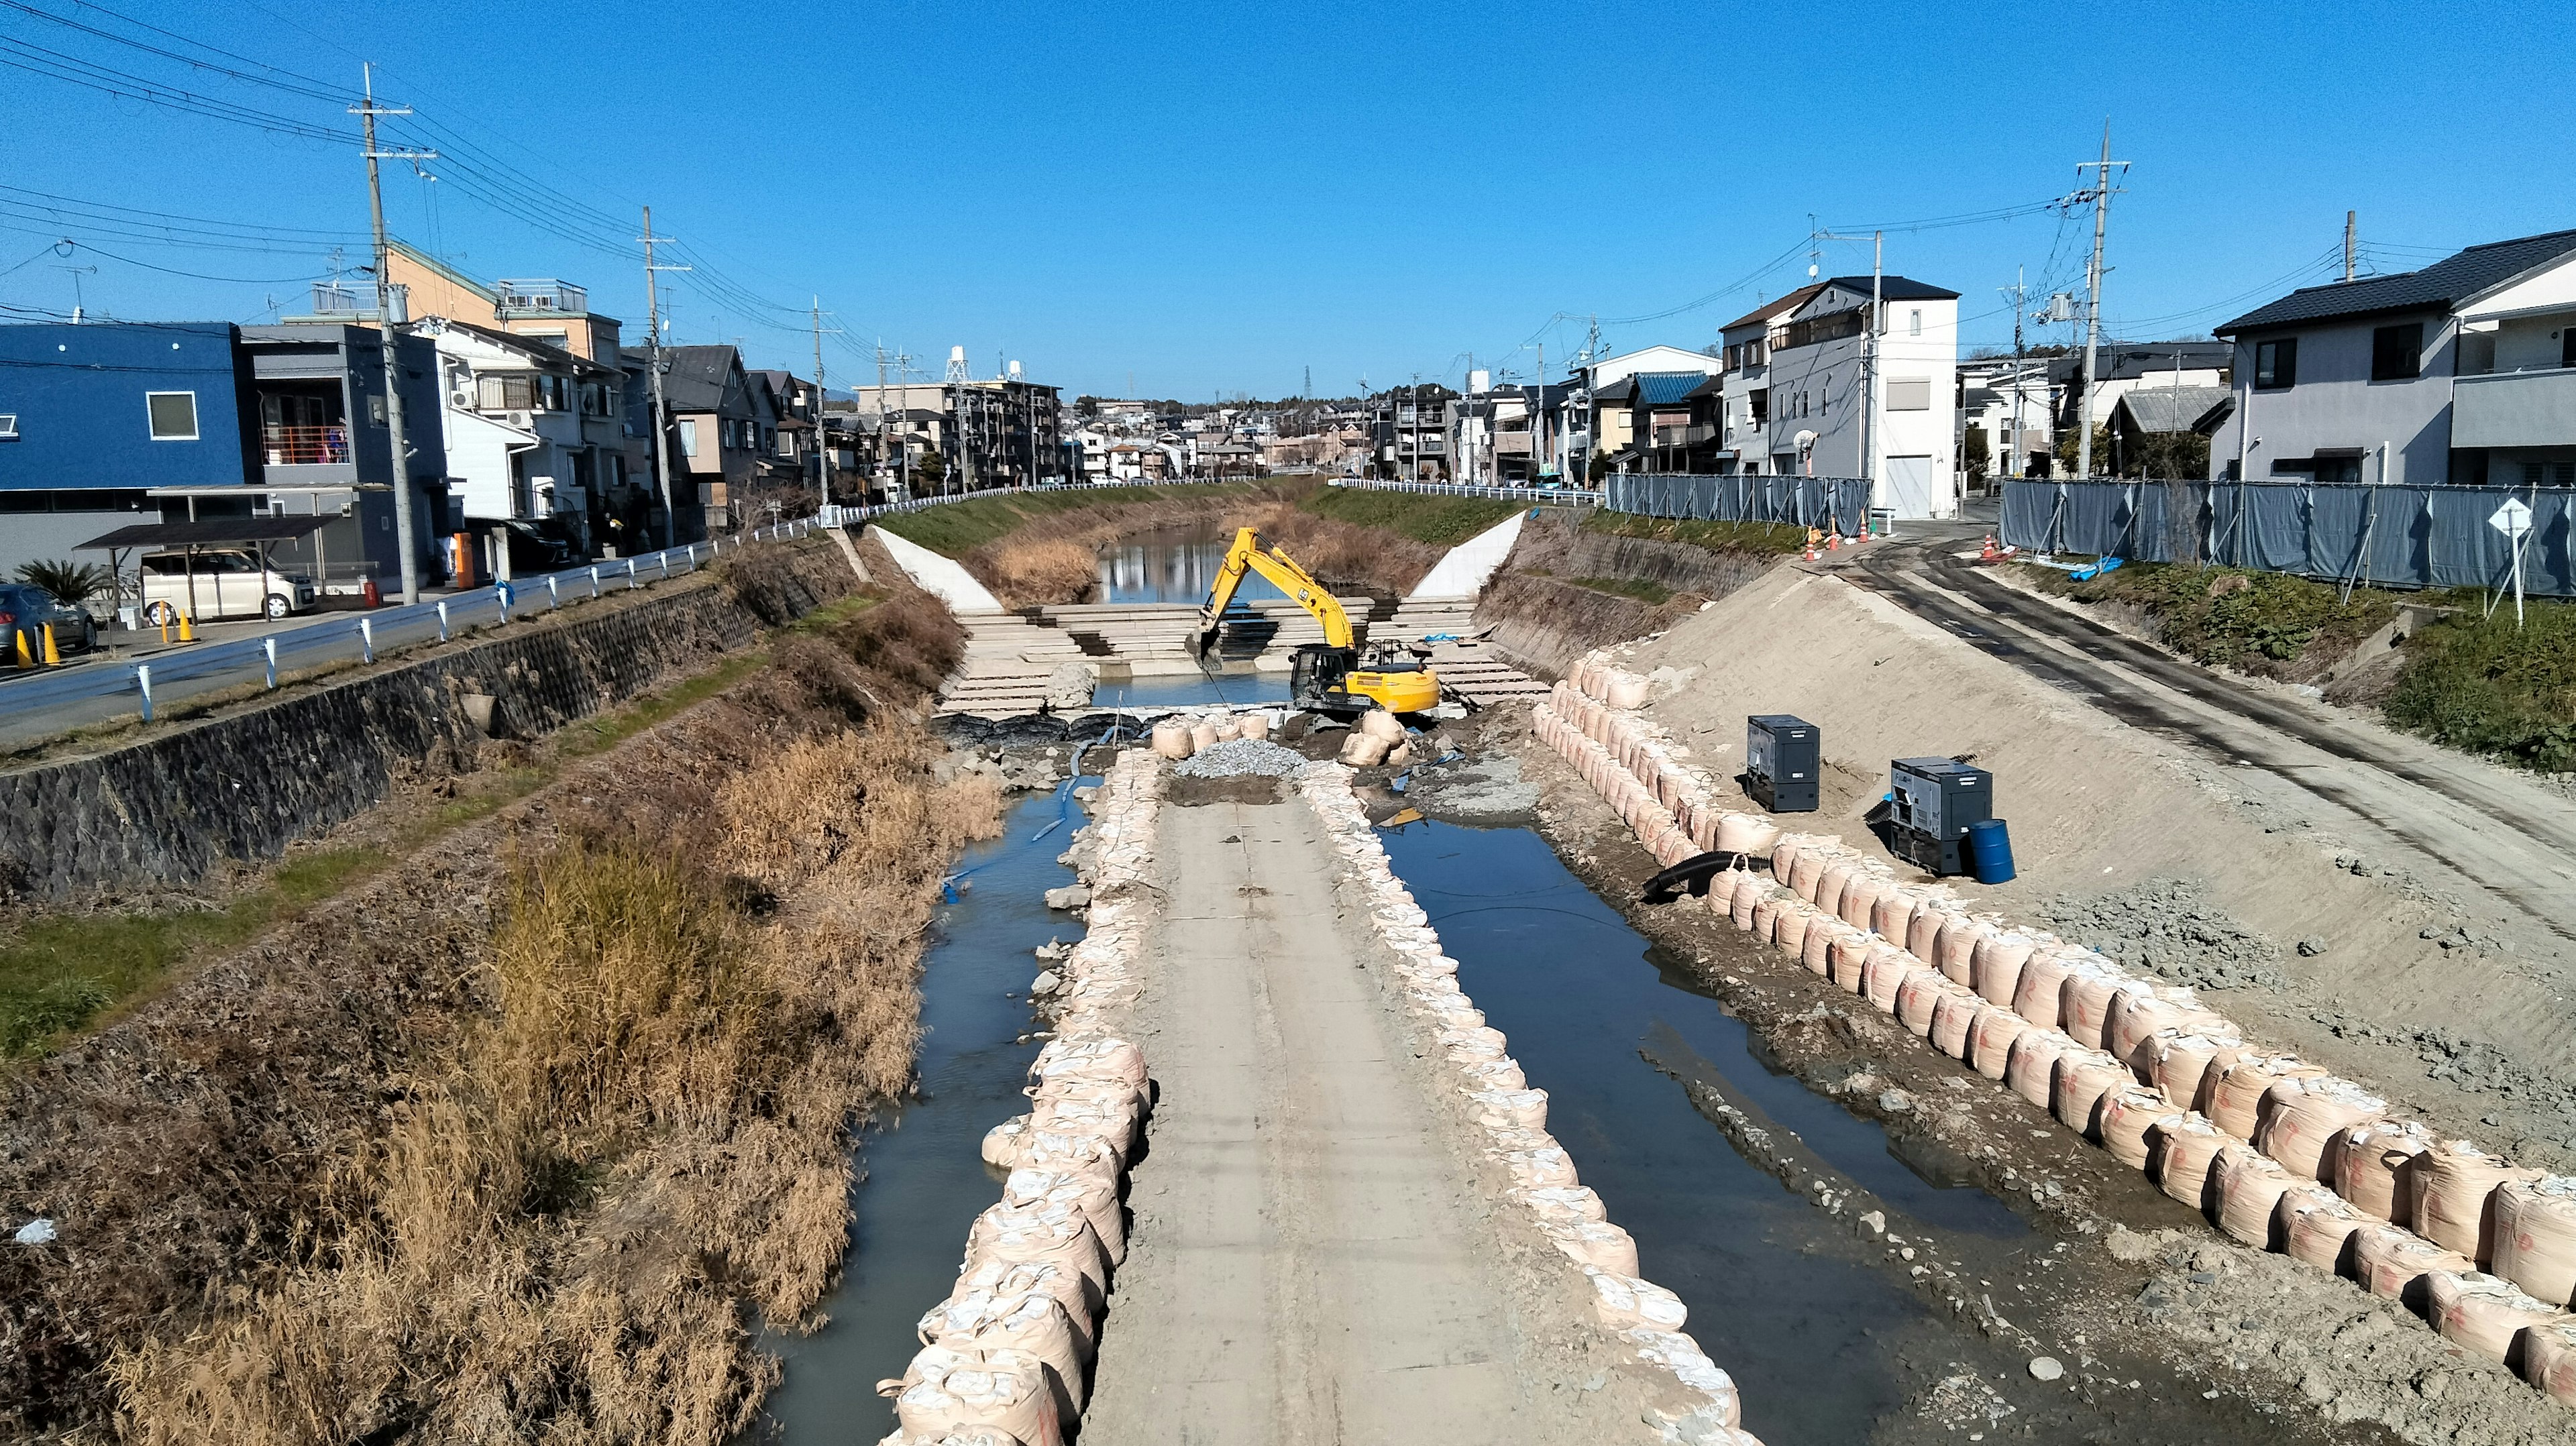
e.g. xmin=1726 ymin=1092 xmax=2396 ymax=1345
xmin=1715 ymin=276 xmax=1961 ymax=516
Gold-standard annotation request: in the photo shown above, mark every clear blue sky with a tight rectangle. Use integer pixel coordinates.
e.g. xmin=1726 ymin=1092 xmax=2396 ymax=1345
xmin=1 ymin=0 xmax=2569 ymax=399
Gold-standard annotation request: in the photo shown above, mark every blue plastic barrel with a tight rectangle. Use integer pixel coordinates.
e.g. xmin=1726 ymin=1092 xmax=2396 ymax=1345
xmin=1966 ymin=819 xmax=2017 ymax=885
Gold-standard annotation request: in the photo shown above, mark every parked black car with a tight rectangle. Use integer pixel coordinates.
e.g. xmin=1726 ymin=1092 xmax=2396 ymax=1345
xmin=0 ymin=583 xmax=99 ymax=659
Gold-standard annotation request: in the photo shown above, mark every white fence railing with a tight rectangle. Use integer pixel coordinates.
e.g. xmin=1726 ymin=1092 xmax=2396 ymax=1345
xmin=1328 ymin=477 xmax=1603 ymax=505
xmin=0 ymin=520 xmax=821 ymax=748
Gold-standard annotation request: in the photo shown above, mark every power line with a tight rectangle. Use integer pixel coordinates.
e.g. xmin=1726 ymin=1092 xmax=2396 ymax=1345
xmin=0 ymin=0 xmax=354 ymax=102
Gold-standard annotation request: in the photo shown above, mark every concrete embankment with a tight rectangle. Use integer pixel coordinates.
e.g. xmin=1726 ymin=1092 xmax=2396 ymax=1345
xmin=1523 ymin=645 xmax=2576 ymax=1429
xmin=0 ymin=538 xmax=858 ymax=900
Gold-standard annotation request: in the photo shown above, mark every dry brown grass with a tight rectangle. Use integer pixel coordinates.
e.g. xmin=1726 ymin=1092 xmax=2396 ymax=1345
xmin=85 ymin=577 xmax=999 ymax=1445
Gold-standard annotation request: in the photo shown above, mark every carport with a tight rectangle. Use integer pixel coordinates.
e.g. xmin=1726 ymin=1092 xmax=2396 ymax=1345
xmin=78 ymin=516 xmax=333 ymax=624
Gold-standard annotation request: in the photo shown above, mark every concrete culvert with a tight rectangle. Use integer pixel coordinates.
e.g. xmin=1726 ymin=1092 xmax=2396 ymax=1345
xmin=2413 ymin=1139 xmax=2544 ymax=1266
xmin=2428 ymin=1270 xmax=2568 ymax=1364
xmin=2490 ymin=1176 xmax=2576 ymax=1308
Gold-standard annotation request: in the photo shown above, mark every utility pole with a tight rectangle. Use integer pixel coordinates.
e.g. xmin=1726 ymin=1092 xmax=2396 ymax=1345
xmin=2345 ymin=210 xmax=2357 ymax=283
xmin=355 ymin=64 xmax=435 ymax=604
xmin=810 ymin=297 xmax=839 ymax=502
xmin=639 ymin=207 xmax=689 ymax=546
xmin=1534 ymin=339 xmax=1546 ymax=482
xmin=2074 ymin=122 xmax=2127 ymax=482
xmin=2000 ymin=267 xmax=2029 ymax=483
xmin=1866 ymin=230 xmax=1882 ymax=498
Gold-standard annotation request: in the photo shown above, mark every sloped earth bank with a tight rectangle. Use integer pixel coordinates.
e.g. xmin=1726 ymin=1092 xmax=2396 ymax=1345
xmin=1474 ymin=510 xmax=1782 ymax=679
xmin=0 ymin=570 xmax=1001 ymax=1443
xmin=1596 ymin=561 xmax=2576 ymax=1172
xmin=1470 ymin=703 xmax=2571 ymax=1443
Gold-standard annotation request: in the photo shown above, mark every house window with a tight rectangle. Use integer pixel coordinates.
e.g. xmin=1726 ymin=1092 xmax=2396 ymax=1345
xmin=0 ymin=413 xmax=17 ymax=440
xmin=2371 ymin=323 xmax=2422 ymax=382
xmin=1908 ymin=309 xmax=1922 ymax=336
xmin=146 ymin=391 xmax=199 ymax=440
xmin=2254 ymin=338 xmax=2298 ymax=390
xmin=2563 ymin=329 xmax=2575 ymax=368
xmin=368 ymin=394 xmax=387 ymax=426
xmin=678 ymin=418 xmax=700 ymax=458
xmin=1887 ymin=378 xmax=1933 ymax=411
xmin=478 ymin=374 xmax=538 ymax=411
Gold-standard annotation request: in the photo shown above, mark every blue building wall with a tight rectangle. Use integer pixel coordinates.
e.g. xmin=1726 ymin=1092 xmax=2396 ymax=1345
xmin=0 ymin=321 xmax=258 ymax=494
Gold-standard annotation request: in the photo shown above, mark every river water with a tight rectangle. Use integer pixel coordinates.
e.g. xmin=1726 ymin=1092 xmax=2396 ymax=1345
xmin=1095 ymin=524 xmax=1284 ymax=607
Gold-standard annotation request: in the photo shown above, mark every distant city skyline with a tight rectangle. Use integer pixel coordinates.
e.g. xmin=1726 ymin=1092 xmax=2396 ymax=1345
xmin=1 ymin=0 xmax=2570 ymax=397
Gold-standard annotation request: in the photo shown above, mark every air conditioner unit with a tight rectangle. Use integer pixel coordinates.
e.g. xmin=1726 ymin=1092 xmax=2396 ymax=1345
xmin=509 ymin=412 xmax=529 ymax=427
xmin=451 ymin=392 xmax=472 ymax=407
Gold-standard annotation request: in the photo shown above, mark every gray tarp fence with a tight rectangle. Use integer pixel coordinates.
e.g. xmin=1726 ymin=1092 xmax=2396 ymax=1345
xmin=1604 ymin=474 xmax=1873 ymax=535
xmin=1999 ymin=479 xmax=2576 ymax=597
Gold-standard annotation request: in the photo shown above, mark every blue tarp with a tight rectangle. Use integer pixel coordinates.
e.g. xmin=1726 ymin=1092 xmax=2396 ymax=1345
xmin=2000 ymin=480 xmax=2576 ymax=596
xmin=1604 ymin=474 xmax=1873 ymax=535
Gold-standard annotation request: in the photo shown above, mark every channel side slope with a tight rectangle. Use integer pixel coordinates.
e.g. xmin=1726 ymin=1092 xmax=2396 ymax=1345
xmin=1608 ymin=559 xmax=2576 ymax=1155
xmin=1081 ymin=794 xmax=1621 ymax=1444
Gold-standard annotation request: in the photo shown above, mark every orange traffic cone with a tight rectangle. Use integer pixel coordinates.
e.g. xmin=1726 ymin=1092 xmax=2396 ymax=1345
xmin=178 ymin=612 xmax=197 ymax=643
xmin=1979 ymin=532 xmax=2004 ymax=562
xmin=11 ymin=629 xmax=29 ymax=669
xmin=41 ymin=622 xmax=59 ymax=667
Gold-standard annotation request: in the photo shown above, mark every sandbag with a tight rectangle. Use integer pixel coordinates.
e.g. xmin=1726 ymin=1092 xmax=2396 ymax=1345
xmin=2096 ymin=1089 xmax=2169 ymax=1170
xmin=2207 ymin=1056 xmax=2324 ymax=1143
xmin=2491 ymin=1176 xmax=2576 ymax=1309
xmin=1188 ymin=720 xmax=1220 ymax=753
xmin=983 ymin=1114 xmax=1040 ymax=1171
xmin=1214 ymin=714 xmax=1242 ymax=743
xmin=1837 ymin=870 xmax=1890 ymax=929
xmin=1826 ymin=932 xmax=1873 ymax=993
xmin=1466 ymin=1087 xmax=1550 ymax=1132
xmin=1542 ymin=1218 xmax=1641 ymax=1276
xmin=1894 ymin=969 xmax=1947 ymax=1037
xmin=950 ymin=1258 xmax=1096 ymax=1349
xmin=1800 ymin=919 xmax=1844 ymax=977
xmin=1729 ymin=874 xmax=1768 ymax=930
xmin=1022 ymin=1130 xmax=1128 ymax=1188
xmin=2522 ymin=1319 xmax=2576 ymax=1407
xmin=2010 ymin=950 xmax=2077 ymax=1030
xmin=1870 ymin=886 xmax=1920 ymax=944
xmin=915 ymin=1289 xmax=1091 ymax=1420
xmin=1750 ymin=895 xmax=1783 ymax=941
xmin=2428 ymin=1270 xmax=2564 ymax=1364
xmin=1786 ymin=846 xmax=1829 ymax=900
xmin=1150 ymin=720 xmax=1193 ymax=759
xmin=1031 ymin=1038 xmax=1147 ymax=1093
xmin=1513 ymin=1184 xmax=1609 ymax=1223
xmin=1861 ymin=950 xmax=1917 ymax=1013
xmin=2052 ymin=1049 xmax=2132 ymax=1136
xmin=1970 ymin=931 xmax=2039 ymax=1007
xmin=1585 ymin=1269 xmax=1689 ymax=1331
xmin=2255 ymin=1077 xmax=2385 ymax=1182
xmin=1029 ymin=1082 xmax=1143 ymax=1158
xmin=1605 ymin=671 xmax=1650 ymax=709
xmin=2412 ymin=1139 xmax=2542 ymax=1265
xmin=1929 ymin=988 xmax=1982 ymax=1060
xmin=883 ymin=1346 xmax=1063 ymax=1446
xmin=968 ymin=1201 xmax=1112 ymax=1306
xmin=1771 ymin=903 xmax=1813 ymax=956
xmin=2335 ymin=1121 xmax=2431 ymax=1225
xmin=2353 ymin=1223 xmax=2473 ymax=1308
xmin=2106 ymin=987 xmax=2226 ymax=1069
xmin=2279 ymin=1185 xmax=2369 ymax=1273
xmin=1002 ymin=1168 xmax=1126 ymax=1268
xmin=1237 ymin=711 xmax=1272 ymax=741
xmin=1339 ymin=731 xmax=1391 ymax=767
xmin=1933 ymin=913 xmax=1990 ymax=985
xmin=1715 ymin=814 xmax=1779 ymax=856
xmin=1360 ymin=708 xmax=1405 ymax=742
xmin=2148 ymin=1032 xmax=2242 ymax=1113
xmin=1455 ymin=1057 xmax=1527 ymax=1093
xmin=1966 ymin=1005 xmax=2031 ymax=1081
xmin=1504 ymin=1146 xmax=1580 ymax=1189
xmin=2005 ymin=1031 xmax=2073 ymax=1110
xmin=1909 ymin=904 xmax=1958 ymax=966
xmin=2057 ymin=963 xmax=2131 ymax=1050
xmin=2154 ymin=1115 xmax=2231 ymax=1211
xmin=2212 ymin=1144 xmax=2297 ymax=1249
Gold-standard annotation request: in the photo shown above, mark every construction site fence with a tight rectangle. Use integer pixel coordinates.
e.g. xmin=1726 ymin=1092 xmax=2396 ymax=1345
xmin=2001 ymin=479 xmax=2576 ymax=598
xmin=1328 ymin=478 xmax=1604 ymax=505
xmin=1603 ymin=473 xmax=1875 ymax=536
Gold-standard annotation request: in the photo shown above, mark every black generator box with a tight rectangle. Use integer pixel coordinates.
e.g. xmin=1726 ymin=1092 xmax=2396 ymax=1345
xmin=1887 ymin=757 xmax=1994 ymax=876
xmin=1746 ymin=714 xmax=1821 ymax=813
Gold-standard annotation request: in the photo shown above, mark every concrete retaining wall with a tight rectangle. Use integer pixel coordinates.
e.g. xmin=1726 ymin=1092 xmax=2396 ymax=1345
xmin=0 ymin=540 xmax=857 ymax=901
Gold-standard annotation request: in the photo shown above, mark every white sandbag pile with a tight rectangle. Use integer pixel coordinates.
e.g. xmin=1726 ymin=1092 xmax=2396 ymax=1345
xmin=1293 ymin=760 xmax=1764 ymax=1445
xmin=880 ymin=749 xmax=1164 ymax=1446
xmin=1536 ymin=648 xmax=2576 ymax=1404
xmin=1148 ymin=707 xmax=1277 ymax=761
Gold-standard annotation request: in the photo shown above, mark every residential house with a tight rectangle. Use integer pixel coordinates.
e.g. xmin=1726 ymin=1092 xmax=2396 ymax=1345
xmin=641 ymin=344 xmax=761 ymax=535
xmin=0 ymin=318 xmax=448 ymax=592
xmin=1725 ymin=276 xmax=1961 ymax=516
xmin=2105 ymin=386 xmax=2235 ymax=478
xmin=1366 ymin=388 xmax=1454 ymax=479
xmin=1598 ymin=371 xmax=1721 ymax=474
xmin=1955 ymin=353 xmax=2058 ymax=480
xmin=379 ymin=243 xmax=625 ymax=363
xmin=1578 ymin=344 xmax=1722 ymax=474
xmin=842 ymin=370 xmax=1067 ymax=492
xmin=428 ymin=320 xmax=624 ymax=552
xmin=2210 ymin=227 xmax=2576 ymax=486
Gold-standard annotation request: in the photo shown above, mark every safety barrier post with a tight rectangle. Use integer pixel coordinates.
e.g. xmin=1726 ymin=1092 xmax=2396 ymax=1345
xmin=359 ymin=616 xmax=374 ymax=663
xmin=436 ymin=600 xmax=450 ymax=642
xmin=589 ymin=565 xmax=602 ymax=599
xmin=263 ymin=636 xmax=278 ymax=689
xmin=627 ymin=559 xmax=641 ymax=589
xmin=659 ymin=551 xmax=672 ymax=579
xmin=136 ymin=663 xmax=152 ymax=722
xmin=547 ymin=575 xmax=560 ymax=609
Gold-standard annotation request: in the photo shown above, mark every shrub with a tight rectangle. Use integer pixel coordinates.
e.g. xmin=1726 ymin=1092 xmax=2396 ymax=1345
xmin=2383 ymin=600 xmax=2576 ymax=771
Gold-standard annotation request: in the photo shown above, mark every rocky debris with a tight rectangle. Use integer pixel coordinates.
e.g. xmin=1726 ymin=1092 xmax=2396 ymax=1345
xmin=1034 ymin=938 xmax=1071 ymax=961
xmin=2026 ymin=1355 xmax=2064 ymax=1382
xmin=1044 ymin=661 xmax=1098 ymax=710
xmin=1042 ymin=883 xmax=1091 ymax=911
xmin=2041 ymin=877 xmax=2286 ymax=991
xmin=1171 ymin=738 xmax=1308 ymax=779
xmin=1030 ymin=969 xmax=1062 ymax=997
xmin=1403 ymin=752 xmax=1542 ymax=818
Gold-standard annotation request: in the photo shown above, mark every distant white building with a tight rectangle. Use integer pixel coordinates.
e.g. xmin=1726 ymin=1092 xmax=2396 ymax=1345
xmin=427 ymin=319 xmax=623 ymax=545
xmin=1715 ymin=276 xmax=1961 ymax=517
xmin=1579 ymin=344 xmax=1721 ymax=470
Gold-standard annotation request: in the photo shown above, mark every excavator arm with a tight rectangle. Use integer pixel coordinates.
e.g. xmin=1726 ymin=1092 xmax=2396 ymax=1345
xmin=1191 ymin=526 xmax=1353 ymax=656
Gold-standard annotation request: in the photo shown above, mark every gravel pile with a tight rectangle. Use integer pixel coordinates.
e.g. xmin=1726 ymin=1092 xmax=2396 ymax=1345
xmin=1173 ymin=738 xmax=1309 ymax=779
xmin=2041 ymin=876 xmax=2286 ymax=991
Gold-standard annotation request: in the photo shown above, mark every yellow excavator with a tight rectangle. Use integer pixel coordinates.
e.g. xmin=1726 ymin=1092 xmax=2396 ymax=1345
xmin=1189 ymin=526 xmax=1441 ymax=716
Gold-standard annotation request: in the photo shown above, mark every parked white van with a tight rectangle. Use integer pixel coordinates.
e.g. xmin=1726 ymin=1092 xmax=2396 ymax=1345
xmin=140 ymin=550 xmax=318 ymax=623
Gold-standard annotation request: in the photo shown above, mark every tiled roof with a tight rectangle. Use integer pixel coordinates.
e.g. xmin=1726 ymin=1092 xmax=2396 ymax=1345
xmin=2217 ymin=228 xmax=2576 ymax=333
xmin=1631 ymin=371 xmax=1707 ymax=405
xmin=2112 ymin=384 xmax=2235 ymax=434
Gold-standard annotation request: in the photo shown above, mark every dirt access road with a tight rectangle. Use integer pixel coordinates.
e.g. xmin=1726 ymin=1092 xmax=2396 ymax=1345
xmin=1846 ymin=535 xmax=2576 ymax=956
xmin=1081 ymin=792 xmax=1631 ymax=1445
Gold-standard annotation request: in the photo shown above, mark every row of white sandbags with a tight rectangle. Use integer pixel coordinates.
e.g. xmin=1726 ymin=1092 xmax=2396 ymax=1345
xmin=1540 ymin=657 xmax=2576 ymax=1405
xmin=1147 ymin=708 xmax=1273 ymax=759
xmin=1294 ymin=760 xmax=1762 ymax=1446
xmin=875 ymin=752 xmax=1163 ymax=1446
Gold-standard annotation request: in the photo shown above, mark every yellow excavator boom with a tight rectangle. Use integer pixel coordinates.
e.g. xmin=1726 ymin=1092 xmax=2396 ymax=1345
xmin=1193 ymin=526 xmax=1352 ymax=651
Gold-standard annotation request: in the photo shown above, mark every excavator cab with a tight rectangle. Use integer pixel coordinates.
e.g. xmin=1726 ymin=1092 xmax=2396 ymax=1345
xmin=1194 ymin=526 xmax=1443 ymax=718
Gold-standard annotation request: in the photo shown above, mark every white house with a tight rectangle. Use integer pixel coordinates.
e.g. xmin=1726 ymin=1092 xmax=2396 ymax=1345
xmin=427 ymin=320 xmax=621 ymax=545
xmin=1580 ymin=344 xmax=1721 ymax=471
xmin=1717 ymin=276 xmax=1960 ymax=516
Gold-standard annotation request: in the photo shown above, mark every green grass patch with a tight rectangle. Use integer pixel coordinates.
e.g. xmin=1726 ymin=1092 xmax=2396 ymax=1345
xmin=1581 ymin=510 xmax=1809 ymax=555
xmin=877 ymin=484 xmax=1263 ymax=556
xmin=2384 ymin=599 xmax=2576 ymax=771
xmin=2020 ymin=561 xmax=2399 ymax=672
xmin=1569 ymin=575 xmax=1676 ymax=605
xmin=1296 ymin=487 xmax=1523 ymax=546
xmin=0 ymin=844 xmax=389 ymax=1058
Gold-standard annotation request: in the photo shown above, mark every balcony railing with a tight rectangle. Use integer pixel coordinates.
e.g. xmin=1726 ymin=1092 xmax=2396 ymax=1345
xmin=2452 ymin=366 xmax=2576 ymax=450
xmin=262 ymin=424 xmax=351 ymax=465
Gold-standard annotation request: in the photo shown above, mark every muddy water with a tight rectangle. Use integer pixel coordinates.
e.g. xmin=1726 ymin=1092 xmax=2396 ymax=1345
xmin=1097 ymin=523 xmax=1287 ymax=606
xmin=1376 ymin=812 xmax=2367 ymax=1445
xmin=752 ymin=786 xmax=1091 ymax=1442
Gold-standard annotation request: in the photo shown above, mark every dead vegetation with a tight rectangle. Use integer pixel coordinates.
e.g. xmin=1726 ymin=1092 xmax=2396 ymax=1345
xmin=1 ymin=569 xmax=1000 ymax=1443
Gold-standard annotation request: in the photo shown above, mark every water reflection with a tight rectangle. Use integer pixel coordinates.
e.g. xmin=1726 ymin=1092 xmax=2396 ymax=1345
xmin=1097 ymin=526 xmax=1287 ymax=607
